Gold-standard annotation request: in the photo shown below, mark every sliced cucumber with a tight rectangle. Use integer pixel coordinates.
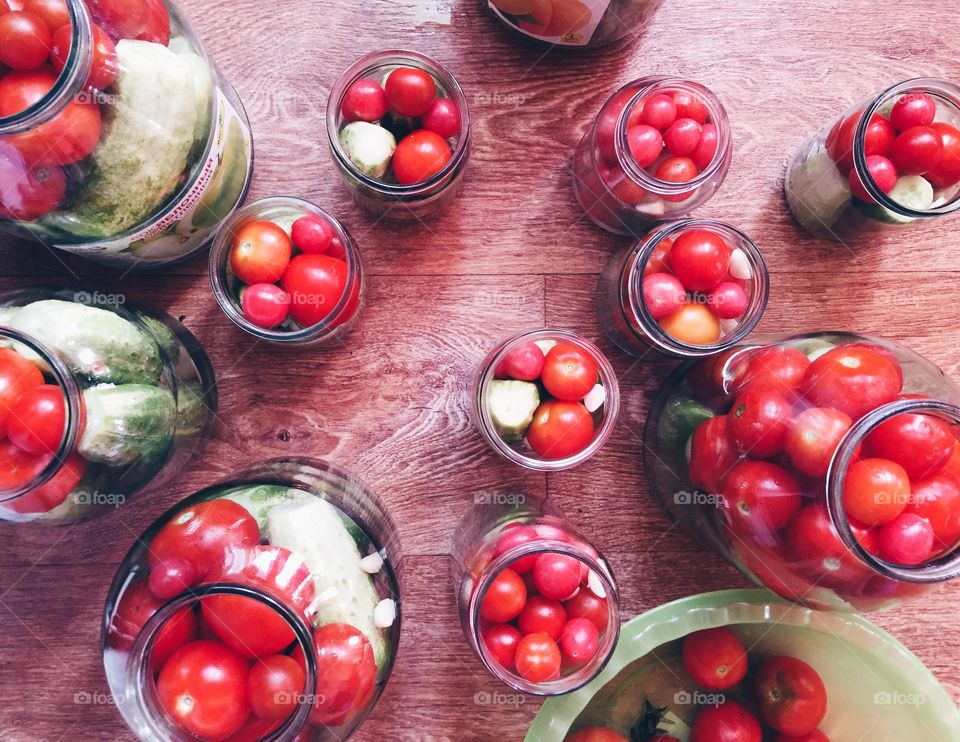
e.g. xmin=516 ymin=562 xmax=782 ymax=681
xmin=888 ymin=175 xmax=934 ymax=214
xmin=657 ymin=397 xmax=713 ymax=450
xmin=487 ymin=380 xmax=539 ymax=441
xmin=218 ymin=485 xmax=311 ymax=536
xmin=534 ymin=339 xmax=558 ymax=356
xmin=792 ymin=336 xmax=837 ymax=362
xmin=785 ymin=152 xmax=851 ymax=233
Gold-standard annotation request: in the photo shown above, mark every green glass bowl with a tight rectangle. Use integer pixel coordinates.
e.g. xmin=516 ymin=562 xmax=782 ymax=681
xmin=527 ymin=589 xmax=960 ymax=741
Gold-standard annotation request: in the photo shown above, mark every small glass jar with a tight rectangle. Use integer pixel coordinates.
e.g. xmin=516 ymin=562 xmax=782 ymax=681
xmin=0 ymin=287 xmax=215 ymax=524
xmin=103 ymin=458 xmax=401 ymax=741
xmin=597 ymin=219 xmax=769 ymax=358
xmin=484 ymin=0 xmax=665 ymax=48
xmin=785 ymin=77 xmax=960 ymax=240
xmin=572 ymin=77 xmax=732 ymax=235
xmin=209 ymin=196 xmax=365 ymax=345
xmin=327 ymin=50 xmax=471 ymax=221
xmin=473 ymin=329 xmax=619 ymax=471
xmin=0 ymin=0 xmax=253 ymax=268
xmin=452 ymin=496 xmax=620 ymax=695
xmin=643 ymin=331 xmax=960 ymax=612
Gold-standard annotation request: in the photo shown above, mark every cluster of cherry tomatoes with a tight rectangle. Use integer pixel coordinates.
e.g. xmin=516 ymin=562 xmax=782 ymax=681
xmin=686 ymin=341 xmax=960 ymax=601
xmin=340 ymin=66 xmax=461 ymax=185
xmin=642 ymin=227 xmax=752 ymax=346
xmin=478 ymin=522 xmax=610 ymax=685
xmin=107 ymin=498 xmax=377 ymax=741
xmin=229 ymin=211 xmax=359 ymax=331
xmin=828 ymin=91 xmax=960 ymax=202
xmin=595 ymin=87 xmax=718 ymax=205
xmin=565 ymin=627 xmax=828 ymax=742
xmin=0 ymin=0 xmax=169 ymax=220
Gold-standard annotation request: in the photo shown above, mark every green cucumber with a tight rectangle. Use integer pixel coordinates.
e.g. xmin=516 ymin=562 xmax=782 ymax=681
xmin=78 ymin=384 xmax=177 ymax=466
xmin=218 ymin=484 xmax=311 ymax=536
xmin=785 ymin=152 xmax=851 ymax=234
xmin=487 ymin=380 xmax=540 ymax=441
xmin=657 ymin=397 xmax=713 ymax=450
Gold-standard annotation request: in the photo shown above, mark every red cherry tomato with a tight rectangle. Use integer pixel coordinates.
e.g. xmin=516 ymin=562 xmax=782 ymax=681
xmin=532 ymin=552 xmax=581 ymax=600
xmin=826 ymin=110 xmax=868 ymax=174
xmin=907 ymin=472 xmax=960 ymax=548
xmin=518 ymin=595 xmax=567 ymax=639
xmin=864 ymin=113 xmax=896 ymax=157
xmin=341 ymin=78 xmax=388 ymax=122
xmin=148 ymin=557 xmax=198 ymax=600
xmin=0 ymin=347 xmax=43 ymax=433
xmin=673 ymin=91 xmax=708 ymax=124
xmin=241 ymin=283 xmax=290 ymax=330
xmin=291 ymin=215 xmax=334 ymax=254
xmin=801 ymin=344 xmax=903 ymax=421
xmin=689 ymin=416 xmax=738 ymax=493
xmin=669 ymin=229 xmax=731 ymax=292
xmin=654 ymin=156 xmax=698 ymax=200
xmin=877 ymin=512 xmax=934 ymax=564
xmin=384 ymin=66 xmax=436 ymax=117
xmin=0 ymin=12 xmax=51 ymax=71
xmin=642 ymin=272 xmax=686 ymax=321
xmin=691 ymin=122 xmax=718 ymax=170
xmin=849 ymin=154 xmax=897 ymax=202
xmin=0 ymin=158 xmax=66 ymax=220
xmin=480 ymin=567 xmax=526 ymax=623
xmin=721 ymin=460 xmax=803 ymax=536
xmin=843 ymin=458 xmax=911 ymax=525
xmin=0 ymin=444 xmax=83 ymax=514
xmin=515 ymin=632 xmax=561 ymax=683
xmin=86 ymin=0 xmax=149 ymax=39
xmin=926 ymin=122 xmax=960 ymax=189
xmin=735 ymin=346 xmax=811 ymax=398
xmin=565 ymin=727 xmax=629 ymax=742
xmin=201 ymin=594 xmax=297 ymax=659
xmin=691 ymin=702 xmax=762 ymax=742
xmin=107 ymin=581 xmax=197 ymax=668
xmin=493 ymin=524 xmax=540 ymax=573
xmin=600 ymin=160 xmax=648 ymax=204
xmin=494 ymin=341 xmax=546 ymax=382
xmin=156 ymin=640 xmax=251 ymax=741
xmin=643 ymin=235 xmax=672 ymax=275
xmin=134 ymin=0 xmax=170 ymax=44
xmin=708 ymin=281 xmax=748 ymax=320
xmin=663 ymin=118 xmax=702 ymax=156
xmin=891 ymin=125 xmax=943 ymax=175
xmin=281 ymin=253 xmax=349 ymax=327
xmin=527 ymin=400 xmax=595 ymax=459
xmin=50 ymin=22 xmax=118 ymax=91
xmin=421 ymin=97 xmax=461 ymax=138
xmin=890 ymin=92 xmax=936 ymax=132
xmin=863 ymin=411 xmax=955 ymax=482
xmin=247 ymin=653 xmax=305 ymax=720
xmin=392 ymin=129 xmax=452 ymax=185
xmin=595 ymin=87 xmax=644 ymax=164
xmin=20 ymin=0 xmax=69 ymax=32
xmin=639 ymin=93 xmax=677 ymax=130
xmin=6 ymin=383 xmax=66 ymax=455
xmin=564 ymin=586 xmax=608 ymax=632
xmin=559 ymin=616 xmax=599 ymax=665
xmin=230 ymin=220 xmax=291 ymax=285
xmin=784 ymin=407 xmax=852 ymax=478
xmin=727 ymin=388 xmax=793 ymax=459
xmin=681 ymin=627 xmax=747 ymax=690
xmin=785 ymin=504 xmax=878 ymax=577
xmin=481 ymin=622 xmax=522 ymax=670
xmin=755 ymin=656 xmax=827 ymax=737
xmin=626 ymin=124 xmax=663 ymax=168
xmin=541 ymin=342 xmax=598 ymax=402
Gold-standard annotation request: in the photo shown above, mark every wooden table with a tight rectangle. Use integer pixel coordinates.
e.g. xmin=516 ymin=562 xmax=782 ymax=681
xmin=2 ymin=0 xmax=960 ymax=739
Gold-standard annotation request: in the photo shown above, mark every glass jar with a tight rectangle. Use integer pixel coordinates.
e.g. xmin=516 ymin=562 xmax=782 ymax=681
xmin=327 ymin=50 xmax=470 ymax=222
xmin=597 ymin=219 xmax=769 ymax=358
xmin=452 ymin=496 xmax=620 ymax=695
xmin=209 ymin=196 xmax=365 ymax=345
xmin=0 ymin=0 xmax=253 ymax=268
xmin=572 ymin=77 xmax=732 ymax=235
xmin=0 ymin=287 xmax=215 ymax=524
xmin=785 ymin=77 xmax=960 ymax=240
xmin=103 ymin=458 xmax=401 ymax=741
xmin=484 ymin=0 xmax=664 ymax=48
xmin=473 ymin=329 xmax=620 ymax=471
xmin=643 ymin=331 xmax=960 ymax=612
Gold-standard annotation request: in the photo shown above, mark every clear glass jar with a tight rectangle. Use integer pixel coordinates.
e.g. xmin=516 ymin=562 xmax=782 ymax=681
xmin=209 ymin=196 xmax=365 ymax=345
xmin=473 ymin=329 xmax=620 ymax=471
xmin=485 ymin=0 xmax=664 ymax=48
xmin=0 ymin=0 xmax=253 ymax=268
xmin=326 ymin=50 xmax=470 ymax=222
xmin=785 ymin=77 xmax=960 ymax=240
xmin=452 ymin=496 xmax=620 ymax=695
xmin=103 ymin=458 xmax=401 ymax=741
xmin=572 ymin=77 xmax=732 ymax=235
xmin=0 ymin=287 xmax=215 ymax=524
xmin=597 ymin=219 xmax=769 ymax=358
xmin=643 ymin=331 xmax=960 ymax=612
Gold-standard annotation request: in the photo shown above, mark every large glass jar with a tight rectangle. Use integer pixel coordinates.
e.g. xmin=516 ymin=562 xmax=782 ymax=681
xmin=103 ymin=458 xmax=401 ymax=741
xmin=327 ymin=50 xmax=470 ymax=222
xmin=596 ymin=219 xmax=769 ymax=358
xmin=0 ymin=287 xmax=215 ymax=524
xmin=572 ymin=77 xmax=732 ymax=235
xmin=0 ymin=0 xmax=253 ymax=267
xmin=452 ymin=496 xmax=620 ymax=695
xmin=485 ymin=0 xmax=664 ymax=48
xmin=785 ymin=78 xmax=960 ymax=240
xmin=644 ymin=332 xmax=960 ymax=612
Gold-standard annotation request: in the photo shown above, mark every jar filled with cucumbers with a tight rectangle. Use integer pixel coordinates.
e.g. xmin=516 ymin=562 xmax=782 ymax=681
xmin=473 ymin=329 xmax=620 ymax=471
xmin=102 ymin=458 xmax=401 ymax=742
xmin=0 ymin=287 xmax=215 ymax=524
xmin=785 ymin=78 xmax=960 ymax=240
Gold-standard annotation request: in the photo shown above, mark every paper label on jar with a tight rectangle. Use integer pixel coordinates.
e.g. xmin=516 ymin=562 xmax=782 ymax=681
xmin=488 ymin=0 xmax=610 ymax=46
xmin=52 ymin=87 xmax=252 ymax=267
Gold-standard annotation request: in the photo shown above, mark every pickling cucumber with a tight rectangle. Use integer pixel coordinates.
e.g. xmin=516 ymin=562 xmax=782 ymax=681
xmin=487 ymin=380 xmax=540 ymax=441
xmin=785 ymin=152 xmax=851 ymax=234
xmin=218 ymin=484 xmax=311 ymax=535
xmin=658 ymin=397 xmax=713 ymax=450
xmin=78 ymin=384 xmax=177 ymax=466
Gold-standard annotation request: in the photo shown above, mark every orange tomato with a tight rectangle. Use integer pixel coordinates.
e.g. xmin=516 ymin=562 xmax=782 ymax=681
xmin=658 ymin=303 xmax=720 ymax=345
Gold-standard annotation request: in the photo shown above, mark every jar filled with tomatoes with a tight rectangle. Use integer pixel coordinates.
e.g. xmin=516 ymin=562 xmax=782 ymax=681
xmin=485 ymin=0 xmax=664 ymax=48
xmin=572 ymin=77 xmax=732 ymax=235
xmin=0 ymin=287 xmax=215 ymax=524
xmin=644 ymin=332 xmax=960 ymax=611
xmin=0 ymin=0 xmax=253 ymax=267
xmin=453 ymin=496 xmax=620 ymax=694
xmin=474 ymin=329 xmax=620 ymax=470
xmin=785 ymin=78 xmax=960 ymax=240
xmin=209 ymin=197 xmax=365 ymax=344
xmin=597 ymin=219 xmax=769 ymax=357
xmin=103 ymin=458 xmax=401 ymax=741
xmin=327 ymin=50 xmax=471 ymax=221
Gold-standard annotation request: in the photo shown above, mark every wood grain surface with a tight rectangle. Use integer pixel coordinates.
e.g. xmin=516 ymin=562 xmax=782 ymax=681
xmin=2 ymin=0 xmax=960 ymax=740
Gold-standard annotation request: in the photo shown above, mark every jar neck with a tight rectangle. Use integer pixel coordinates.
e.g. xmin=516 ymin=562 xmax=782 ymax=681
xmin=624 ymin=219 xmax=769 ymax=357
xmin=0 ymin=0 xmax=92 ymax=137
xmin=827 ymin=399 xmax=960 ymax=583
xmin=613 ymin=77 xmax=732 ymax=195
xmin=854 ymin=77 xmax=960 ymax=216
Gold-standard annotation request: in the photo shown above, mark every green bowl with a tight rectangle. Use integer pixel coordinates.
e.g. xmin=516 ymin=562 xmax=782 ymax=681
xmin=527 ymin=589 xmax=960 ymax=741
